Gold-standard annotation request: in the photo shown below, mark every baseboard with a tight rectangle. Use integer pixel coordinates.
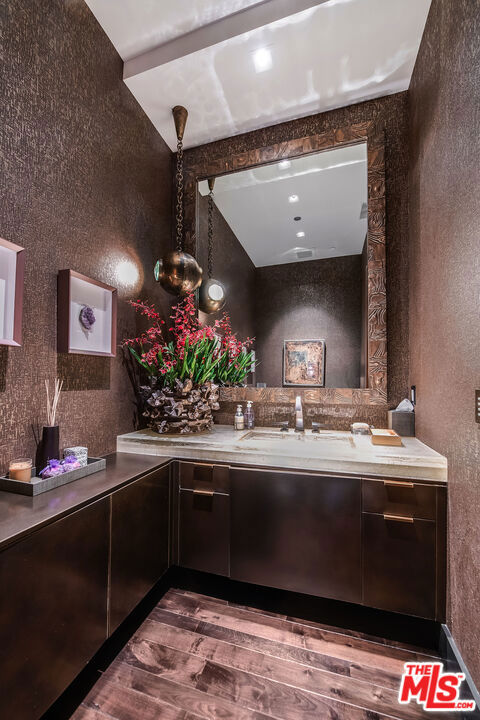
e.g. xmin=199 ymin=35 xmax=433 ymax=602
xmin=440 ymin=624 xmax=480 ymax=717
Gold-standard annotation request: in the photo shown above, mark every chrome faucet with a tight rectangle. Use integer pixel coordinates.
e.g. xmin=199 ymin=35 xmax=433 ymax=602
xmin=295 ymin=395 xmax=304 ymax=432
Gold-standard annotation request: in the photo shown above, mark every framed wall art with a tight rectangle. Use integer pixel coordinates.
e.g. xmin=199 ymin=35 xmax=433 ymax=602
xmin=57 ymin=270 xmax=117 ymax=356
xmin=0 ymin=238 xmax=25 ymax=346
xmin=283 ymin=339 xmax=326 ymax=387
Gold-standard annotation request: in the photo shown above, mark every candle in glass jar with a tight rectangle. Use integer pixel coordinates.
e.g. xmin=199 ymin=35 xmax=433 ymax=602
xmin=9 ymin=458 xmax=32 ymax=482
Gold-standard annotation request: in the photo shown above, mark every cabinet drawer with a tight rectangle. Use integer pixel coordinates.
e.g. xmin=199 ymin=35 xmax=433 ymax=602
xmin=178 ymin=489 xmax=229 ymax=576
xmin=179 ymin=461 xmax=230 ymax=493
xmin=363 ymin=512 xmax=436 ymax=618
xmin=362 ymin=478 xmax=436 ymax=520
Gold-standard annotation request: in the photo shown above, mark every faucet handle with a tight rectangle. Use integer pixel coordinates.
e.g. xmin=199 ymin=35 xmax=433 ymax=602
xmin=275 ymin=421 xmax=289 ymax=432
xmin=311 ymin=422 xmax=326 ymax=434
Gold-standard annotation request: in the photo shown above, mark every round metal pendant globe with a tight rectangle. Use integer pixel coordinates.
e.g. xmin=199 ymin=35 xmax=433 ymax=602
xmin=199 ymin=277 xmax=226 ymax=314
xmin=154 ymin=250 xmax=203 ymax=296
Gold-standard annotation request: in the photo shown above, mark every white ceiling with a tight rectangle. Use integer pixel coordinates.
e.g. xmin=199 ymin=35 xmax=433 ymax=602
xmin=85 ymin=0 xmax=432 ymax=150
xmin=199 ymin=143 xmax=368 ymax=267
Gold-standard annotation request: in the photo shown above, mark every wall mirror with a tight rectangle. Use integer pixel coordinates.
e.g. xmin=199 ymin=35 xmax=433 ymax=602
xmin=198 ymin=143 xmax=368 ymax=389
xmin=184 ymin=122 xmax=386 ymax=408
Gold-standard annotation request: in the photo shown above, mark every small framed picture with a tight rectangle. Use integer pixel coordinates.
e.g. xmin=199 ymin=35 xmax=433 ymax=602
xmin=57 ymin=270 xmax=117 ymax=356
xmin=283 ymin=339 xmax=326 ymax=387
xmin=0 ymin=238 xmax=25 ymax=347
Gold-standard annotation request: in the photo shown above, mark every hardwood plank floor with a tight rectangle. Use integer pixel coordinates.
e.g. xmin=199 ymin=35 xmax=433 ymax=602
xmin=72 ymin=589 xmax=453 ymax=720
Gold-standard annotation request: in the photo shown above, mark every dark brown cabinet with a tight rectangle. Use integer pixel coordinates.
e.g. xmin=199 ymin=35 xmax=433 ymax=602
xmin=361 ymin=478 xmax=446 ymax=620
xmin=230 ymin=468 xmax=362 ymax=603
xmin=0 ymin=498 xmax=109 ymax=720
xmin=109 ymin=466 xmax=170 ymax=633
xmin=177 ymin=462 xmax=230 ymax=576
xmin=363 ymin=513 xmax=436 ymax=618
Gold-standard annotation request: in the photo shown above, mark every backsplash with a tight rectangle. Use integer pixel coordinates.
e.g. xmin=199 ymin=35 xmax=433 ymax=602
xmin=215 ymin=388 xmax=388 ymax=431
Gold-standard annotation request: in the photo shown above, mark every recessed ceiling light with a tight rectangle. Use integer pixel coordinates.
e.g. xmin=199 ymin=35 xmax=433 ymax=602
xmin=288 ymin=194 xmax=299 ymax=203
xmin=294 ymin=216 xmax=301 ymax=221
xmin=330 ymin=246 xmax=336 ymax=251
xmin=278 ymin=160 xmax=291 ymax=170
xmin=253 ymin=48 xmax=272 ymax=73
xmin=296 ymin=231 xmax=305 ymax=238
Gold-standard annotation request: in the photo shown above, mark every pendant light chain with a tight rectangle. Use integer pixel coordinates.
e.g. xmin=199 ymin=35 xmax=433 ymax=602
xmin=175 ymin=137 xmax=184 ymax=252
xmin=207 ymin=189 xmax=214 ymax=279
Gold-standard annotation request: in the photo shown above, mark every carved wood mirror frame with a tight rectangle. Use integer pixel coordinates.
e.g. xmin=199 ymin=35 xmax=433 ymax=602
xmin=182 ymin=121 xmax=387 ymax=410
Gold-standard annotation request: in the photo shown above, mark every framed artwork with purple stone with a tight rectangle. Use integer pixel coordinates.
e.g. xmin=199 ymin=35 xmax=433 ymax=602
xmin=57 ymin=269 xmax=117 ymax=356
xmin=0 ymin=237 xmax=24 ymax=346
xmin=283 ymin=339 xmax=325 ymax=387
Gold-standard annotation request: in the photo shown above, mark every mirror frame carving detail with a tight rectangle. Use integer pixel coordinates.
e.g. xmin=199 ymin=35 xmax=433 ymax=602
xmin=183 ymin=121 xmax=387 ymax=408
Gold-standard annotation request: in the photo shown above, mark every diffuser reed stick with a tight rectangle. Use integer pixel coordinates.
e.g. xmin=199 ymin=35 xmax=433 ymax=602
xmin=45 ymin=378 xmax=63 ymax=427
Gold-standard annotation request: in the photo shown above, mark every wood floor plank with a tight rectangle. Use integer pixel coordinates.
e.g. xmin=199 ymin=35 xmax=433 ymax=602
xmin=109 ymin=656 xmax=404 ymax=720
xmin=71 ymin=706 xmax=115 ymax=720
xmin=178 ymin=590 xmax=437 ymax=656
xmin=134 ymin=619 xmax=428 ymax=720
xmin=164 ymin=590 xmax=431 ymax=662
xmin=83 ymin=676 xmax=200 ymax=720
xmin=151 ymin=606 xmax=402 ymax=690
xmin=159 ymin=591 xmax=417 ymax=674
xmin=75 ymin=590 xmax=448 ymax=720
xmin=106 ymin=661 xmax=275 ymax=720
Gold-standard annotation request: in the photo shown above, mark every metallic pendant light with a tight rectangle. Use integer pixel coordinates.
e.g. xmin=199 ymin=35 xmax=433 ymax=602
xmin=199 ymin=177 xmax=227 ymax=314
xmin=154 ymin=106 xmax=203 ymax=296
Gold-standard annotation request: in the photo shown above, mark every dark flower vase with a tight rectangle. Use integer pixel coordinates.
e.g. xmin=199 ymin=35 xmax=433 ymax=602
xmin=40 ymin=425 xmax=60 ymax=470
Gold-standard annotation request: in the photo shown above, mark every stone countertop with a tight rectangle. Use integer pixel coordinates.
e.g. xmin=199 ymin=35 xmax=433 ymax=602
xmin=117 ymin=425 xmax=447 ymax=484
xmin=0 ymin=453 xmax=171 ymax=551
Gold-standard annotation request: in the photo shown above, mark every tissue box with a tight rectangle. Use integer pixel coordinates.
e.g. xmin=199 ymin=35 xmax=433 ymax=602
xmin=388 ymin=410 xmax=415 ymax=437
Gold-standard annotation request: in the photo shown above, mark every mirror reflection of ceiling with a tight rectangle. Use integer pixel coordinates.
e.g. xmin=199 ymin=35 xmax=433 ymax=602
xmin=199 ymin=144 xmax=367 ymax=267
xmin=84 ymin=0 xmax=432 ymax=150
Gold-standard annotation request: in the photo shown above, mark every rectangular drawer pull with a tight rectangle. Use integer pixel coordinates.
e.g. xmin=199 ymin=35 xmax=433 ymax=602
xmin=383 ymin=513 xmax=414 ymax=523
xmin=383 ymin=480 xmax=414 ymax=488
xmin=193 ymin=488 xmax=214 ymax=497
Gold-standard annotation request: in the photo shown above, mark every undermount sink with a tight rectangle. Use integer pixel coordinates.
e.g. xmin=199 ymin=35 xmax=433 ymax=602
xmin=240 ymin=430 xmax=352 ymax=444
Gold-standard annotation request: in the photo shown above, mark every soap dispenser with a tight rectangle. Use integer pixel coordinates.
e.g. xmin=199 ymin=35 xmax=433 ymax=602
xmin=234 ymin=405 xmax=245 ymax=430
xmin=244 ymin=400 xmax=255 ymax=429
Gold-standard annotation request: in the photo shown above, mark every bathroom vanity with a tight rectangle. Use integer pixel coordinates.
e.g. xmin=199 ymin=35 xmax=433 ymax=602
xmin=0 ymin=430 xmax=447 ymax=720
xmin=119 ymin=425 xmax=447 ymax=622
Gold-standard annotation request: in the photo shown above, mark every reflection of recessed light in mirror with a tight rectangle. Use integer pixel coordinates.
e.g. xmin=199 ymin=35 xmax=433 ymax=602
xmin=278 ymin=160 xmax=291 ymax=170
xmin=116 ymin=259 xmax=140 ymax=287
xmin=208 ymin=283 xmax=225 ymax=301
xmin=288 ymin=194 xmax=299 ymax=203
xmin=296 ymin=231 xmax=305 ymax=238
xmin=253 ymin=48 xmax=272 ymax=73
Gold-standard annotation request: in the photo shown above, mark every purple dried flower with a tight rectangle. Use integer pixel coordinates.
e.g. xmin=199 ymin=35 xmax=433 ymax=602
xmin=40 ymin=459 xmax=64 ymax=478
xmin=62 ymin=455 xmax=81 ymax=470
xmin=80 ymin=305 xmax=96 ymax=331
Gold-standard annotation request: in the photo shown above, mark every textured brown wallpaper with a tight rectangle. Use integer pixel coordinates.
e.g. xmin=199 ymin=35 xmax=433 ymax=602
xmin=0 ymin=0 xmax=172 ymax=471
xmin=185 ymin=92 xmax=410 ymax=425
xmin=197 ymin=195 xmax=256 ymax=341
xmin=254 ymin=256 xmax=363 ymax=388
xmin=409 ymin=0 xmax=480 ymax=685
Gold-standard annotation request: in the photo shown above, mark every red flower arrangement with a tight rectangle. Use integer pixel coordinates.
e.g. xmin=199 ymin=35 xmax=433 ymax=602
xmin=124 ymin=293 xmax=255 ymax=387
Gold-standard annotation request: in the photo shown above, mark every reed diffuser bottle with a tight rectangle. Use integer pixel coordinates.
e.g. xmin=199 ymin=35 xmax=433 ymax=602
xmin=40 ymin=378 xmax=63 ymax=469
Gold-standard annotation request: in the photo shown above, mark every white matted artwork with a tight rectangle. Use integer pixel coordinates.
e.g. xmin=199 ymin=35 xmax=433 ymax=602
xmin=57 ymin=270 xmax=117 ymax=356
xmin=0 ymin=238 xmax=24 ymax=346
